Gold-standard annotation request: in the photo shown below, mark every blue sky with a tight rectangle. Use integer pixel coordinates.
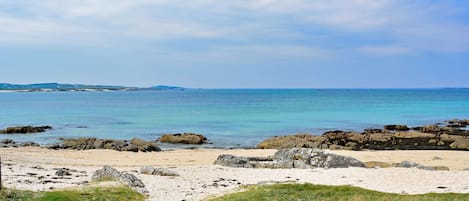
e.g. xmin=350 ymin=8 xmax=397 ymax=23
xmin=1 ymin=0 xmax=469 ymax=88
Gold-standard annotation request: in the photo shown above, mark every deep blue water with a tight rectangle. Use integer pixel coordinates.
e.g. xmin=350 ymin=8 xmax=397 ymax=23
xmin=1 ymin=89 xmax=468 ymax=147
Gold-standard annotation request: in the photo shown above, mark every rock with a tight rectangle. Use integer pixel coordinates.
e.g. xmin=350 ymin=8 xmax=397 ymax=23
xmin=0 ymin=126 xmax=52 ymax=134
xmin=140 ymin=166 xmax=179 ymax=176
xmin=130 ymin=138 xmax=161 ymax=152
xmin=48 ymin=138 xmax=161 ymax=152
xmin=363 ymin=128 xmax=384 ymax=134
xmin=20 ymin=141 xmax=40 ymax=147
xmin=394 ymin=160 xmax=420 ymax=168
xmin=55 ymin=168 xmax=72 ymax=176
xmin=214 ymin=148 xmax=364 ymax=169
xmin=92 ymin=166 xmax=147 ymax=194
xmin=393 ymin=161 xmax=449 ymax=171
xmin=432 ymin=156 xmax=443 ymax=160
xmin=384 ymin=125 xmax=410 ymax=131
xmin=159 ymin=133 xmax=207 ymax=144
xmin=445 ymin=119 xmax=469 ymax=127
xmin=0 ymin=139 xmax=15 ymax=144
xmin=363 ymin=161 xmax=392 ymax=168
xmin=257 ymin=134 xmax=325 ymax=149
xmin=214 ymin=155 xmax=256 ymax=168
xmin=449 ymin=137 xmax=469 ymax=149
xmin=257 ymin=120 xmax=469 ymax=150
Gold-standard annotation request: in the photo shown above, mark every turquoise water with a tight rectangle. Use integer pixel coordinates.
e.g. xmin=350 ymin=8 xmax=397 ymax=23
xmin=1 ymin=89 xmax=468 ymax=147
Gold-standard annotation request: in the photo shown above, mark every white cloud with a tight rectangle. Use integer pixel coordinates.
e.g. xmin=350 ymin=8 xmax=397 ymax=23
xmin=0 ymin=0 xmax=468 ymax=53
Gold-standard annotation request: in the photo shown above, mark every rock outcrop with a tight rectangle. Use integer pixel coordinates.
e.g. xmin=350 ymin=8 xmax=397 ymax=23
xmin=92 ymin=166 xmax=147 ymax=194
xmin=48 ymin=138 xmax=161 ymax=152
xmin=0 ymin=139 xmax=40 ymax=148
xmin=214 ymin=148 xmax=364 ymax=169
xmin=159 ymin=133 xmax=207 ymax=144
xmin=257 ymin=120 xmax=469 ymax=150
xmin=140 ymin=166 xmax=179 ymax=176
xmin=0 ymin=126 xmax=52 ymax=134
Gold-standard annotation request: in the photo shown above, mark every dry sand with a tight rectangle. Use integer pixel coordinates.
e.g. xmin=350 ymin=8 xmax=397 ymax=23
xmin=1 ymin=147 xmax=469 ymax=201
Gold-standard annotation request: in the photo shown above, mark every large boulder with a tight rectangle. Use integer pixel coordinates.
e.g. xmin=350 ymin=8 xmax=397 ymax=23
xmin=159 ymin=133 xmax=207 ymax=144
xmin=0 ymin=126 xmax=52 ymax=134
xmin=214 ymin=148 xmax=364 ymax=169
xmin=92 ymin=166 xmax=147 ymax=194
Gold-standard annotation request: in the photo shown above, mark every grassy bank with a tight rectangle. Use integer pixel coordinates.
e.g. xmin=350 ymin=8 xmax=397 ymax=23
xmin=0 ymin=186 xmax=145 ymax=201
xmin=210 ymin=184 xmax=469 ymax=201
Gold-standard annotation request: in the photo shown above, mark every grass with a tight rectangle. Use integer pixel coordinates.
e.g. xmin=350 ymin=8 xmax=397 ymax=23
xmin=0 ymin=186 xmax=145 ymax=201
xmin=209 ymin=183 xmax=469 ymax=201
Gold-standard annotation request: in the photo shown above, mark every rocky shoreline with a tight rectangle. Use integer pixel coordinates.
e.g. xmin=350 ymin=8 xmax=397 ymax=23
xmin=1 ymin=119 xmax=468 ymax=151
xmin=258 ymin=119 xmax=469 ymax=150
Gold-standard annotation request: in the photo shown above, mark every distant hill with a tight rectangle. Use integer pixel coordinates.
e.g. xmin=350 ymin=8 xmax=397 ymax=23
xmin=149 ymin=85 xmax=185 ymax=90
xmin=0 ymin=83 xmax=184 ymax=92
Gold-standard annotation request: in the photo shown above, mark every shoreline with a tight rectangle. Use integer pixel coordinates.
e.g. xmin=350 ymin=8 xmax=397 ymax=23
xmin=1 ymin=147 xmax=469 ymax=201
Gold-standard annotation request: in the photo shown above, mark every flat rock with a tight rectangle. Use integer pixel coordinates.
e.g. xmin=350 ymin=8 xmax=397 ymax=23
xmin=140 ymin=166 xmax=179 ymax=176
xmin=48 ymin=137 xmax=161 ymax=152
xmin=214 ymin=148 xmax=364 ymax=169
xmin=159 ymin=133 xmax=207 ymax=144
xmin=0 ymin=126 xmax=52 ymax=134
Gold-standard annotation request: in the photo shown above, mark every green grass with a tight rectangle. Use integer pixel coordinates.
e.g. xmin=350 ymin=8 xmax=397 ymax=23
xmin=209 ymin=183 xmax=469 ymax=201
xmin=0 ymin=186 xmax=145 ymax=201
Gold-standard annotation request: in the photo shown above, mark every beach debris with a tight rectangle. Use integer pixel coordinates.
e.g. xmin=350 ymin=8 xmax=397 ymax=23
xmin=159 ymin=133 xmax=207 ymax=144
xmin=92 ymin=166 xmax=148 ymax=194
xmin=48 ymin=137 xmax=161 ymax=152
xmin=0 ymin=126 xmax=52 ymax=134
xmin=140 ymin=166 xmax=179 ymax=176
xmin=214 ymin=148 xmax=364 ymax=169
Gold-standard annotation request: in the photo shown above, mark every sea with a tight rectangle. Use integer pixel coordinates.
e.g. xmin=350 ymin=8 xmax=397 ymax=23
xmin=1 ymin=89 xmax=468 ymax=148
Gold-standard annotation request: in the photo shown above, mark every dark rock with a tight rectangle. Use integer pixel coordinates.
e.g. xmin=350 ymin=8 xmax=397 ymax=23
xmin=445 ymin=119 xmax=469 ymax=127
xmin=0 ymin=139 xmax=15 ymax=144
xmin=159 ymin=133 xmax=207 ymax=144
xmin=393 ymin=161 xmax=450 ymax=171
xmin=92 ymin=166 xmax=147 ymax=194
xmin=363 ymin=128 xmax=383 ymax=134
xmin=55 ymin=168 xmax=72 ymax=176
xmin=20 ymin=141 xmax=40 ymax=147
xmin=214 ymin=148 xmax=364 ymax=169
xmin=140 ymin=166 xmax=179 ymax=176
xmin=384 ymin=125 xmax=410 ymax=131
xmin=257 ymin=121 xmax=469 ymax=150
xmin=0 ymin=126 xmax=52 ymax=134
xmin=48 ymin=137 xmax=161 ymax=152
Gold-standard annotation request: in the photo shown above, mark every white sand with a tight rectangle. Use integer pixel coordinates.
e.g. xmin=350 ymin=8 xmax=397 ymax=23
xmin=1 ymin=147 xmax=469 ymax=201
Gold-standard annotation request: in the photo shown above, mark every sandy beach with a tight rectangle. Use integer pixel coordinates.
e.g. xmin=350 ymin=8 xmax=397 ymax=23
xmin=1 ymin=147 xmax=469 ymax=201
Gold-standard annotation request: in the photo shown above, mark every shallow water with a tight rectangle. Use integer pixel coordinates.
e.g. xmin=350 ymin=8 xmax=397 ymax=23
xmin=1 ymin=89 xmax=468 ymax=147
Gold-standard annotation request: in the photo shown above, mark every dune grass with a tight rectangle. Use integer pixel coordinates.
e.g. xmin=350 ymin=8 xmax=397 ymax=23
xmin=0 ymin=186 xmax=145 ymax=201
xmin=209 ymin=183 xmax=469 ymax=201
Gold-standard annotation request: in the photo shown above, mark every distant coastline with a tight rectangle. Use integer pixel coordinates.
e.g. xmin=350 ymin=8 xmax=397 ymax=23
xmin=0 ymin=83 xmax=184 ymax=92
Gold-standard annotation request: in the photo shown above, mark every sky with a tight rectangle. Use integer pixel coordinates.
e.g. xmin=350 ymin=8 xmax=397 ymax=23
xmin=1 ymin=0 xmax=469 ymax=88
